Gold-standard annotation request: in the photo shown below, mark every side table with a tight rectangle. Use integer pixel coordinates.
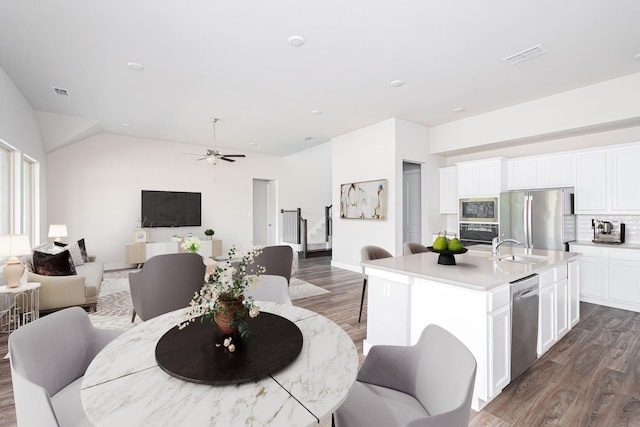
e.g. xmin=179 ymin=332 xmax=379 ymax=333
xmin=0 ymin=282 xmax=41 ymax=333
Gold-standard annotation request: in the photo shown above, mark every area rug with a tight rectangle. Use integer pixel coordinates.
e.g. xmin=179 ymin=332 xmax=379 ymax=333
xmin=88 ymin=271 xmax=329 ymax=330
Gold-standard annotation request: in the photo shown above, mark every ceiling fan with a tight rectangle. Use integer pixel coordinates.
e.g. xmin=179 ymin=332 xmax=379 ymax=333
xmin=188 ymin=118 xmax=246 ymax=164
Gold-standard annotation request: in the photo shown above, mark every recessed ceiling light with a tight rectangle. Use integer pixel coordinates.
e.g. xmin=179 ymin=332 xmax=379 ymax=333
xmin=288 ymin=35 xmax=305 ymax=48
xmin=389 ymin=80 xmax=405 ymax=88
xmin=452 ymin=107 xmax=465 ymax=113
xmin=127 ymin=62 xmax=144 ymax=71
xmin=635 ymin=53 xmax=640 ymax=61
xmin=121 ymin=122 xmax=130 ymax=127
xmin=311 ymin=110 xmax=323 ymax=115
xmin=249 ymin=142 xmax=258 ymax=146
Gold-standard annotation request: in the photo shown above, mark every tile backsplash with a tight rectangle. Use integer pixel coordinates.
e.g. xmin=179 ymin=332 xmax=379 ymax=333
xmin=577 ymin=215 xmax=640 ymax=244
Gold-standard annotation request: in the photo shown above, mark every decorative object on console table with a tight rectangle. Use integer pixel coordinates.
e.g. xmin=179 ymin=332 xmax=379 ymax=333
xmin=133 ymin=228 xmax=148 ymax=243
xmin=48 ymin=224 xmax=68 ymax=242
xmin=340 ymin=179 xmax=387 ymax=219
xmin=181 ymin=236 xmax=202 ymax=253
xmin=204 ymin=229 xmax=215 ymax=240
xmin=0 ymin=234 xmax=32 ymax=288
xmin=179 ymin=246 xmax=263 ymax=338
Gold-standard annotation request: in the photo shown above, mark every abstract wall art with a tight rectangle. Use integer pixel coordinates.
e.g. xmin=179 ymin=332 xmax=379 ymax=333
xmin=340 ymin=179 xmax=387 ymax=219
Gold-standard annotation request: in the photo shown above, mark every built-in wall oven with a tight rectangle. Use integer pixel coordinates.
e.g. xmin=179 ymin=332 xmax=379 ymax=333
xmin=459 ymin=222 xmax=499 ymax=246
xmin=459 ymin=197 xmax=499 ymax=223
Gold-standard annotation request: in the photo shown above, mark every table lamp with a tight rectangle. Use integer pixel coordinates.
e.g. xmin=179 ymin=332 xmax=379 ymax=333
xmin=0 ymin=234 xmax=32 ymax=288
xmin=48 ymin=224 xmax=68 ymax=242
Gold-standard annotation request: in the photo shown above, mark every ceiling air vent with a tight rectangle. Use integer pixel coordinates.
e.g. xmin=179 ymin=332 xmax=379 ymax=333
xmin=502 ymin=44 xmax=546 ymax=65
xmin=52 ymin=86 xmax=70 ymax=96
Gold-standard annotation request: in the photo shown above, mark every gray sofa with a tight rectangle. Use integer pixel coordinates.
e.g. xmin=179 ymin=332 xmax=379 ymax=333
xmin=21 ymin=243 xmax=103 ymax=312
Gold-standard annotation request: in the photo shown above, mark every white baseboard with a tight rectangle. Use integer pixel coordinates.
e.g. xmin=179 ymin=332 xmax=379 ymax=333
xmin=330 ymin=260 xmax=360 ymax=273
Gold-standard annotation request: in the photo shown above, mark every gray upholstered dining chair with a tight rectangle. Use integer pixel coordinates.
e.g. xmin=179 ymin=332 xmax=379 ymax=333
xmin=9 ymin=307 xmax=122 ymax=427
xmin=246 ymin=245 xmax=294 ymax=284
xmin=359 ymin=245 xmax=392 ymax=322
xmin=244 ymin=274 xmax=293 ymax=305
xmin=129 ymin=252 xmax=206 ymax=321
xmin=334 ymin=324 xmax=477 ymax=427
xmin=403 ymin=241 xmax=428 ymax=255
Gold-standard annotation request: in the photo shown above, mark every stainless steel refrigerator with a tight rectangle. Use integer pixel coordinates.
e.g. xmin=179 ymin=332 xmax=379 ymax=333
xmin=499 ymin=189 xmax=576 ymax=251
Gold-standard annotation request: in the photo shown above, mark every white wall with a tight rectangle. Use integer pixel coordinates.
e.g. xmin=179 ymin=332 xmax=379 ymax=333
xmin=395 ymin=119 xmax=446 ymax=252
xmin=430 ymin=72 xmax=640 ymax=155
xmin=46 ymin=133 xmax=331 ymax=269
xmin=0 ymin=65 xmax=47 ymax=240
xmin=331 ymin=119 xmax=397 ymax=270
xmin=330 ymin=118 xmax=445 ymax=270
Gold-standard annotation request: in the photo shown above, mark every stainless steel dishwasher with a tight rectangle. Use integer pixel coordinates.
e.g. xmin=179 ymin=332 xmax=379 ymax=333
xmin=510 ymin=274 xmax=539 ymax=381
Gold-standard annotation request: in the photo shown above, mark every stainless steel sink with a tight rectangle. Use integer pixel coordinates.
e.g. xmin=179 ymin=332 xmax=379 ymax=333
xmin=495 ymin=254 xmax=547 ymax=265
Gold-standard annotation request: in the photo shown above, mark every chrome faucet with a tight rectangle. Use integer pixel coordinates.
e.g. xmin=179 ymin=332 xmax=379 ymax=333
xmin=492 ymin=236 xmax=523 ymax=256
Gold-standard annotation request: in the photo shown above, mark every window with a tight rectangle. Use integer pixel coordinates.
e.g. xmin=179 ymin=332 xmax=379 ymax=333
xmin=22 ymin=155 xmax=39 ymax=246
xmin=0 ymin=142 xmax=12 ymax=235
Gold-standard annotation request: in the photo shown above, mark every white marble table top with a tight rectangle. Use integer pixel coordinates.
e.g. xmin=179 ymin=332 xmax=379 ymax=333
xmin=81 ymin=302 xmax=358 ymax=426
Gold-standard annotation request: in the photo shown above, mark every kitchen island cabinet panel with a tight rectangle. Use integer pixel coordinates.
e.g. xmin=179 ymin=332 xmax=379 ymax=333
xmin=568 ymin=261 xmax=580 ymax=327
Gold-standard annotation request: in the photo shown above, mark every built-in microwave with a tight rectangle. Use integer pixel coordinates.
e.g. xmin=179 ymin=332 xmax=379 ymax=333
xmin=459 ymin=197 xmax=499 ymax=223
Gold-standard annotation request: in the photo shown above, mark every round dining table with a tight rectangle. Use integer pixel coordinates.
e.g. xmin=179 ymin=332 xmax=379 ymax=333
xmin=81 ymin=301 xmax=358 ymax=426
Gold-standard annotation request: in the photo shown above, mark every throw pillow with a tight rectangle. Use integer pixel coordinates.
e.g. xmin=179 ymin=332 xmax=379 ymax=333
xmin=56 ymin=238 xmax=90 ymax=263
xmin=56 ymin=241 xmax=84 ymax=266
xmin=33 ymin=250 xmax=77 ymax=276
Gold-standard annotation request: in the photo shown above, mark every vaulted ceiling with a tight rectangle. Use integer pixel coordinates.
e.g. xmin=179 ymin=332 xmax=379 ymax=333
xmin=1 ymin=1 xmax=639 ymax=155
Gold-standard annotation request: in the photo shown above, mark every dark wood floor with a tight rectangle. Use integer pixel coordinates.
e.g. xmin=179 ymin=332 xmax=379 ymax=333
xmin=1 ymin=257 xmax=640 ymax=426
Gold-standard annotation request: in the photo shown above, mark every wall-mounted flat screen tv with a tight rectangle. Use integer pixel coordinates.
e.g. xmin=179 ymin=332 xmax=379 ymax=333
xmin=141 ymin=190 xmax=201 ymax=227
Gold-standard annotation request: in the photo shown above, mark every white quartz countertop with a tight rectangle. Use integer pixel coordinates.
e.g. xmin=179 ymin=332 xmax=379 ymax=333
xmin=362 ymin=247 xmax=580 ymax=291
xmin=571 ymin=241 xmax=640 ymax=250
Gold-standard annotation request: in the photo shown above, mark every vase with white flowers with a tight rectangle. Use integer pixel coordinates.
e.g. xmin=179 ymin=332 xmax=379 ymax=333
xmin=181 ymin=236 xmax=202 ymax=253
xmin=179 ymin=246 xmax=263 ymax=340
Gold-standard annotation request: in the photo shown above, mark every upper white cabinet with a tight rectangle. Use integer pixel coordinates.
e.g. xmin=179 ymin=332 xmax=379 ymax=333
xmin=575 ymin=151 xmax=608 ymax=213
xmin=508 ymin=154 xmax=573 ymax=190
xmin=575 ymin=144 xmax=640 ymax=214
xmin=456 ymin=158 xmax=506 ymax=197
xmin=611 ymin=146 xmax=640 ymax=212
xmin=439 ymin=166 xmax=458 ymax=214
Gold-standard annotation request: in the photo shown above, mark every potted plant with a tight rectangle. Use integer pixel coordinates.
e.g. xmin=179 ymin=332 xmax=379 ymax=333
xmin=204 ymin=229 xmax=215 ymax=240
xmin=179 ymin=246 xmax=264 ymax=340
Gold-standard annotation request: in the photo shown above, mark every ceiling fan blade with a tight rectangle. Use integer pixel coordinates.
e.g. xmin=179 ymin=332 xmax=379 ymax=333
xmin=220 ymin=157 xmax=236 ymax=162
xmin=196 ymin=157 xmax=208 ymax=161
xmin=220 ymin=154 xmax=246 ymax=158
xmin=181 ymin=153 xmax=202 ymax=156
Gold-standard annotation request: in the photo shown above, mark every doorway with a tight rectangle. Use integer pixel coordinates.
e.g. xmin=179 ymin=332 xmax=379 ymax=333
xmin=403 ymin=162 xmax=422 ymax=244
xmin=252 ymin=179 xmax=277 ymax=245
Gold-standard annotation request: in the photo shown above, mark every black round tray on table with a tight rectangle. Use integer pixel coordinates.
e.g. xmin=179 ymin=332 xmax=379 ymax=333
xmin=426 ymin=246 xmax=468 ymax=265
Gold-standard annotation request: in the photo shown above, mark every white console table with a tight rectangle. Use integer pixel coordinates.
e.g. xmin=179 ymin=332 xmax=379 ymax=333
xmin=126 ymin=240 xmax=222 ymax=266
xmin=0 ymin=282 xmax=41 ymax=333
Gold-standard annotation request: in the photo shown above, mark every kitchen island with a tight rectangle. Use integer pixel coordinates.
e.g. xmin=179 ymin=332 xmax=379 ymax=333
xmin=362 ymin=247 xmax=580 ymax=411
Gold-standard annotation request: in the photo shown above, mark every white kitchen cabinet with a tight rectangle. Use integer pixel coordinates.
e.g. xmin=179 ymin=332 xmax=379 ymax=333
xmin=608 ymin=248 xmax=640 ymax=305
xmin=575 ymin=151 xmax=607 ymax=213
xmin=537 ymin=264 xmax=570 ymax=356
xmin=538 ymin=272 xmax=555 ymax=356
xmin=611 ymin=146 xmax=640 ymax=212
xmin=508 ymin=158 xmax=537 ymax=189
xmin=568 ymin=261 xmax=580 ymax=327
xmin=508 ymin=154 xmax=573 ymax=190
xmin=570 ymin=243 xmax=640 ymax=313
xmin=439 ymin=166 xmax=458 ymax=214
xmin=554 ymin=278 xmax=569 ymax=339
xmin=488 ymin=303 xmax=510 ymax=398
xmin=456 ymin=158 xmax=506 ymax=197
xmin=538 ymin=155 xmax=574 ymax=189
